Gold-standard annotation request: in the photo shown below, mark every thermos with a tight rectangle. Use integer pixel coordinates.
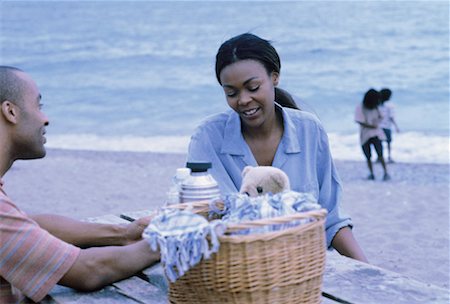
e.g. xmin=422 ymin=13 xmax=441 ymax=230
xmin=180 ymin=162 xmax=221 ymax=203
xmin=166 ymin=167 xmax=191 ymax=205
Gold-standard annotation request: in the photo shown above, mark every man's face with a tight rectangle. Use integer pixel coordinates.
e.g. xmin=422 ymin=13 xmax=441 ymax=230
xmin=12 ymin=72 xmax=49 ymax=160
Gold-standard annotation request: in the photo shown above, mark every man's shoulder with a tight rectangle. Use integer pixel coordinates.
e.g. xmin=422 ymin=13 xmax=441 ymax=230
xmin=0 ymin=191 xmax=18 ymax=211
xmin=0 ymin=192 xmax=29 ymax=222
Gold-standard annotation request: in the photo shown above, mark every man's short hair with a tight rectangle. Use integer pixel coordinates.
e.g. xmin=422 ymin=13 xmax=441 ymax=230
xmin=0 ymin=66 xmax=26 ymax=105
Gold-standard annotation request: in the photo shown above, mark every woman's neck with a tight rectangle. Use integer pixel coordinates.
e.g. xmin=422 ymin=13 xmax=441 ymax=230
xmin=242 ymin=105 xmax=283 ymax=139
xmin=242 ymin=106 xmax=284 ymax=166
xmin=242 ymin=106 xmax=283 ymax=140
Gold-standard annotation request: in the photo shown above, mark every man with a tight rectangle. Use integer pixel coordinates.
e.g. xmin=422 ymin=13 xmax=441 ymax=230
xmin=378 ymin=88 xmax=400 ymax=163
xmin=0 ymin=66 xmax=159 ymax=303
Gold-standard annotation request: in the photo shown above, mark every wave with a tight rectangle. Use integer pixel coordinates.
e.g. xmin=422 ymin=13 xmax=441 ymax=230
xmin=327 ymin=132 xmax=449 ymax=164
xmin=46 ymin=132 xmax=449 ymax=164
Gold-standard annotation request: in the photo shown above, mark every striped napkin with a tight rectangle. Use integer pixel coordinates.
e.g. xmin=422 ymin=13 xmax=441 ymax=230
xmin=142 ymin=209 xmax=225 ymax=282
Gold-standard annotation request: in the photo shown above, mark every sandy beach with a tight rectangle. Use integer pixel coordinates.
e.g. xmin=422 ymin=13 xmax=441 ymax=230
xmin=2 ymin=148 xmax=449 ymax=290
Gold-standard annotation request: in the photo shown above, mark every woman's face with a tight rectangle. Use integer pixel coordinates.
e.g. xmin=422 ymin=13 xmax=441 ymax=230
xmin=219 ymin=59 xmax=279 ymax=129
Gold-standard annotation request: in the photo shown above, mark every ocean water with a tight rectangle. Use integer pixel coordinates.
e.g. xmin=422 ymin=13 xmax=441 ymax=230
xmin=1 ymin=1 xmax=449 ymax=163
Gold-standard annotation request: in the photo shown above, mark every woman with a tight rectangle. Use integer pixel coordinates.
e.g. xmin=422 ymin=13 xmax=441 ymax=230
xmin=187 ymin=33 xmax=368 ymax=262
xmin=354 ymin=89 xmax=390 ymax=181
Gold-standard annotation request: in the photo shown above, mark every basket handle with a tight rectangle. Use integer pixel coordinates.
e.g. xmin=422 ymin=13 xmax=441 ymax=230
xmin=164 ymin=202 xmax=327 ymax=232
xmin=165 ymin=200 xmax=224 ymax=214
xmin=225 ymin=209 xmax=328 ymax=232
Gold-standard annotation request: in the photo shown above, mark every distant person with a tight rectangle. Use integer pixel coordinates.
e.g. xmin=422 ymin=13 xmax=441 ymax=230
xmin=379 ymin=88 xmax=400 ymax=163
xmin=354 ymin=89 xmax=390 ymax=181
xmin=0 ymin=66 xmax=159 ymax=303
xmin=187 ymin=33 xmax=368 ymax=263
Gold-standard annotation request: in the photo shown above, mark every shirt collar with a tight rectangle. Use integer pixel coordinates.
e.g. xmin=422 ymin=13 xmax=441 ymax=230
xmin=220 ymin=109 xmax=248 ymax=155
xmin=279 ymin=104 xmax=301 ymax=153
xmin=220 ymin=103 xmax=301 ymax=155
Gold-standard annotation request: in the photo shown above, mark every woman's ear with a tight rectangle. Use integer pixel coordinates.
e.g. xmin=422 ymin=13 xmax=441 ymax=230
xmin=1 ymin=101 xmax=19 ymax=124
xmin=271 ymin=72 xmax=280 ymax=86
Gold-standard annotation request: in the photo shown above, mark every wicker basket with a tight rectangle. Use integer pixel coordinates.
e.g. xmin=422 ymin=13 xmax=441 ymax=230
xmin=166 ymin=200 xmax=327 ymax=304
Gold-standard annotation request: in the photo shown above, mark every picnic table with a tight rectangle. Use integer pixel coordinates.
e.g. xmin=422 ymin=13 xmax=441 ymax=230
xmin=43 ymin=210 xmax=449 ymax=304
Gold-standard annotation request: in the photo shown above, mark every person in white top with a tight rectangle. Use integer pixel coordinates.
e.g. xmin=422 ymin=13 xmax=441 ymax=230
xmin=354 ymin=89 xmax=390 ymax=181
xmin=378 ymin=88 xmax=400 ymax=163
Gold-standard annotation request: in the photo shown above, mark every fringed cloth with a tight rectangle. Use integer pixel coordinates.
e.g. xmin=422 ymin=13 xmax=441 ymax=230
xmin=142 ymin=209 xmax=225 ymax=282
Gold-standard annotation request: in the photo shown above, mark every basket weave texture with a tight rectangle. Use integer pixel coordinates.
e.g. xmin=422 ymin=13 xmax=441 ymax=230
xmin=167 ymin=200 xmax=327 ymax=304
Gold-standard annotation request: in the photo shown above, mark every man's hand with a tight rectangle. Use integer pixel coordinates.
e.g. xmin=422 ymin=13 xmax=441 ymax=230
xmin=31 ymin=213 xmax=156 ymax=248
xmin=121 ymin=213 xmax=156 ymax=245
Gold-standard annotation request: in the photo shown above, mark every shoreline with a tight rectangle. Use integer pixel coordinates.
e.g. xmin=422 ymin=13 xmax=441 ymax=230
xmin=44 ymin=130 xmax=450 ymax=165
xmin=2 ymin=148 xmax=449 ymax=289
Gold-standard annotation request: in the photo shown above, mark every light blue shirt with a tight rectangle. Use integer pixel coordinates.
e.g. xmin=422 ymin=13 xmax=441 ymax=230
xmin=187 ymin=104 xmax=352 ymax=248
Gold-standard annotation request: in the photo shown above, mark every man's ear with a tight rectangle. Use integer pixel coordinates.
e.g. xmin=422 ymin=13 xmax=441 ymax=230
xmin=1 ymin=101 xmax=19 ymax=124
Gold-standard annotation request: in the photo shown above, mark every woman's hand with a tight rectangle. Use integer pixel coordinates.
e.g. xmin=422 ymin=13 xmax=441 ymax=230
xmin=357 ymin=121 xmax=378 ymax=129
xmin=331 ymin=226 xmax=369 ymax=263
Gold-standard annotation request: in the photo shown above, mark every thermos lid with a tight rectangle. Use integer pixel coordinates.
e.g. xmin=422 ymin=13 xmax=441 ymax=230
xmin=186 ymin=162 xmax=212 ymax=172
xmin=181 ymin=162 xmax=220 ymax=203
xmin=175 ymin=168 xmax=191 ymax=179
